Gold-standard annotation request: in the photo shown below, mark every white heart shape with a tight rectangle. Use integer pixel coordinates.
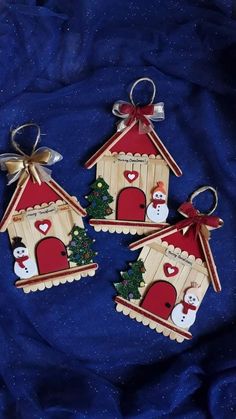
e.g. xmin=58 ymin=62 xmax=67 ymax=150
xmin=167 ymin=267 xmax=175 ymax=275
xmin=128 ymin=174 xmax=135 ymax=180
xmin=39 ymin=224 xmax=49 ymax=233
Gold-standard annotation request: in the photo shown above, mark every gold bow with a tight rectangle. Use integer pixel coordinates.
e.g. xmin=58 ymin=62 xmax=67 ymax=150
xmin=0 ymin=124 xmax=62 ymax=187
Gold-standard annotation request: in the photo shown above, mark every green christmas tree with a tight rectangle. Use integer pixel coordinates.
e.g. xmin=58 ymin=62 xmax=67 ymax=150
xmin=68 ymin=226 xmax=97 ymax=266
xmin=114 ymin=260 xmax=146 ymax=300
xmin=86 ymin=177 xmax=113 ymax=219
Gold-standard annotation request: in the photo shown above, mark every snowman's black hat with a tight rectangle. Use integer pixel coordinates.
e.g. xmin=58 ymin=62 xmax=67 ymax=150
xmin=12 ymin=237 xmax=26 ymax=250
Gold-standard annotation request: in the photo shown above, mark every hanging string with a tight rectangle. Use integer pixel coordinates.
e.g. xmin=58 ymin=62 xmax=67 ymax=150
xmin=0 ymin=123 xmax=62 ymax=187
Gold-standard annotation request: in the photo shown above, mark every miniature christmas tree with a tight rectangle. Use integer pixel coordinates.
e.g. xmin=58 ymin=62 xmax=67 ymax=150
xmin=114 ymin=260 xmax=146 ymax=300
xmin=86 ymin=177 xmax=113 ymax=219
xmin=68 ymin=225 xmax=97 ymax=266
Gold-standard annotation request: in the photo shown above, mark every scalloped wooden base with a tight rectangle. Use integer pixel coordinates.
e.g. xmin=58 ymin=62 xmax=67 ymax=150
xmin=115 ymin=296 xmax=192 ymax=343
xmin=15 ymin=263 xmax=98 ymax=293
xmin=89 ymin=219 xmax=168 ymax=235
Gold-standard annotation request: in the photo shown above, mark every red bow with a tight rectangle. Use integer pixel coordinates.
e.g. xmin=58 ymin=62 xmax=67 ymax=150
xmin=120 ymin=103 xmax=154 ymax=130
xmin=152 ymin=198 xmax=166 ymax=208
xmin=112 ymin=100 xmax=164 ymax=133
xmin=176 ymin=201 xmax=221 ymax=240
xmin=16 ymin=255 xmax=29 ymax=268
xmin=181 ymin=300 xmax=197 ymax=314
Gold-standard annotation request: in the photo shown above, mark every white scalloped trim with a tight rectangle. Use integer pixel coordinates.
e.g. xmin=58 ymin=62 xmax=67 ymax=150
xmin=104 ymin=150 xmax=162 ymax=160
xmin=22 ymin=268 xmax=96 ymax=293
xmin=116 ymin=303 xmax=186 ymax=343
xmin=93 ymin=224 xmax=160 ymax=235
xmin=154 ymin=240 xmax=205 ymax=266
xmin=13 ymin=199 xmax=68 ymax=215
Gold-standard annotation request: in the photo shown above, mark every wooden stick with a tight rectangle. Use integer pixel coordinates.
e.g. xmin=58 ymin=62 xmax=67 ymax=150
xmin=85 ymin=121 xmax=136 ymax=169
xmin=115 ymin=296 xmax=192 ymax=340
xmin=90 ymin=219 xmax=168 ymax=229
xmin=0 ymin=178 xmax=29 ymax=232
xmin=15 ymin=263 xmax=98 ymax=288
xmin=199 ymin=232 xmax=221 ymax=292
xmin=47 ymin=179 xmax=87 ymax=217
xmin=148 ymin=129 xmax=182 ymax=177
xmin=129 ymin=225 xmax=178 ymax=250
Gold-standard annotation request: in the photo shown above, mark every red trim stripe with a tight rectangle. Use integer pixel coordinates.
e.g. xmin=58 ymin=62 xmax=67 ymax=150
xmin=0 ymin=180 xmax=29 ymax=231
xmin=0 ymin=187 xmax=22 ymax=230
xmin=148 ymin=130 xmax=182 ymax=177
xmin=48 ymin=180 xmax=87 ymax=217
xmin=85 ymin=123 xmax=136 ymax=169
xmin=129 ymin=225 xmax=178 ymax=250
xmin=15 ymin=263 xmax=98 ymax=288
xmin=199 ymin=232 xmax=221 ymax=292
xmin=90 ymin=219 xmax=167 ymax=228
xmin=115 ymin=296 xmax=192 ymax=339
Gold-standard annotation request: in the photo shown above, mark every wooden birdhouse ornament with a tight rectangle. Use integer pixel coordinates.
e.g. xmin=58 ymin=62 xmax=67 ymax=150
xmin=85 ymin=78 xmax=182 ymax=235
xmin=114 ymin=187 xmax=223 ymax=342
xmin=0 ymin=124 xmax=98 ymax=293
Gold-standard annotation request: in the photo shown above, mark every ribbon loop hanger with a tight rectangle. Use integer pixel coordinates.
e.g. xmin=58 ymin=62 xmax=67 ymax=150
xmin=112 ymin=77 xmax=164 ymax=133
xmin=129 ymin=77 xmax=156 ymax=106
xmin=189 ymin=186 xmax=219 ymax=216
xmin=11 ymin=123 xmax=41 ymax=156
xmin=177 ymin=186 xmax=223 ymax=240
xmin=0 ymin=123 xmax=62 ymax=187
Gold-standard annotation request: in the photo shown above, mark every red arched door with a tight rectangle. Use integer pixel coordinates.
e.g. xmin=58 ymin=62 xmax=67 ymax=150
xmin=36 ymin=237 xmax=69 ymax=275
xmin=141 ymin=281 xmax=177 ymax=319
xmin=117 ymin=187 xmax=146 ymax=221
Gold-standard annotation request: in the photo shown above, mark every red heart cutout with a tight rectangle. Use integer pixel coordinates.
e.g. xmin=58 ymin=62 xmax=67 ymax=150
xmin=35 ymin=220 xmax=52 ymax=235
xmin=124 ymin=170 xmax=139 ymax=183
xmin=163 ymin=263 xmax=179 ymax=277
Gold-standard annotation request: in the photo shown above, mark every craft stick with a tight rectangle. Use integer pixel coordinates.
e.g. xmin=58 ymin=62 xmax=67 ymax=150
xmin=148 ymin=129 xmax=182 ymax=177
xmin=115 ymin=296 xmax=192 ymax=340
xmin=199 ymin=232 xmax=221 ymax=292
xmin=129 ymin=224 xmax=178 ymax=250
xmin=0 ymin=178 xmax=29 ymax=232
xmin=47 ymin=179 xmax=87 ymax=217
xmin=15 ymin=263 xmax=98 ymax=288
xmin=85 ymin=121 xmax=136 ymax=169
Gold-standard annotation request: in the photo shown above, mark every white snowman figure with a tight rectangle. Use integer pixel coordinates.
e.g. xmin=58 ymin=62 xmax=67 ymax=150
xmin=147 ymin=181 xmax=169 ymax=222
xmin=12 ymin=237 xmax=38 ymax=279
xmin=171 ymin=282 xmax=201 ymax=329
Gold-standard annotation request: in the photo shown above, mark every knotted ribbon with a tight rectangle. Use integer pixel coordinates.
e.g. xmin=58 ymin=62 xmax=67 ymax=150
xmin=15 ymin=256 xmax=29 ymax=268
xmin=112 ymin=101 xmax=164 ymax=133
xmin=0 ymin=125 xmax=62 ymax=187
xmin=181 ymin=301 xmax=197 ymax=314
xmin=177 ymin=201 xmax=221 ymax=240
xmin=152 ymin=198 xmax=166 ymax=208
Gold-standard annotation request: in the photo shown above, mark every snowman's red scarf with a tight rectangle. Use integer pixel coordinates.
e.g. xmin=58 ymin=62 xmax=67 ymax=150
xmin=152 ymin=199 xmax=166 ymax=208
xmin=181 ymin=301 xmax=197 ymax=314
xmin=15 ymin=256 xmax=29 ymax=268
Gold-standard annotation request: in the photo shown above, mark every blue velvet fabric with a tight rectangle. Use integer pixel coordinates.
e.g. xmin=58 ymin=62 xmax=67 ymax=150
xmin=0 ymin=1 xmax=235 ymax=418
